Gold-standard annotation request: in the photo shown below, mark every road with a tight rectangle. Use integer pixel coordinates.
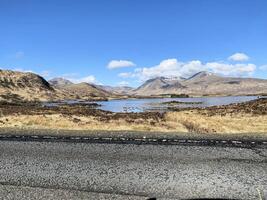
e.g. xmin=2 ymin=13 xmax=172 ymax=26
xmin=0 ymin=138 xmax=266 ymax=200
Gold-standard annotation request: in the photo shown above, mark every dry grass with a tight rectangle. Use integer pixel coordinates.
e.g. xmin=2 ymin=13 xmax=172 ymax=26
xmin=0 ymin=114 xmax=187 ymax=132
xmin=165 ymin=110 xmax=267 ymax=134
xmin=1 ymin=97 xmax=267 ymax=134
xmin=1 ymin=110 xmax=267 ymax=135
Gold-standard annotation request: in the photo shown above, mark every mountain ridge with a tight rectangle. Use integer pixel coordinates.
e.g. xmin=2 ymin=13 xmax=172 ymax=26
xmin=96 ymin=85 xmax=134 ymax=95
xmin=131 ymin=71 xmax=267 ymax=96
xmin=1 ymin=69 xmax=267 ymax=102
xmin=61 ymin=82 xmax=111 ymax=99
xmin=49 ymin=77 xmax=73 ymax=87
xmin=0 ymin=70 xmax=57 ymax=102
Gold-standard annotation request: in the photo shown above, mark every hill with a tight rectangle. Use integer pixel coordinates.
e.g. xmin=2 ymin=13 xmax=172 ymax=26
xmin=132 ymin=77 xmax=184 ymax=96
xmin=60 ymin=82 xmax=111 ymax=100
xmin=48 ymin=77 xmax=73 ymax=87
xmin=96 ymin=85 xmax=134 ymax=95
xmin=0 ymin=70 xmax=57 ymax=102
xmin=49 ymin=77 xmax=132 ymax=98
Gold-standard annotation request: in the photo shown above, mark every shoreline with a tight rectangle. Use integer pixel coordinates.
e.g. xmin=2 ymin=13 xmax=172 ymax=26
xmin=4 ymin=94 xmax=263 ymax=103
xmin=76 ymin=94 xmax=266 ymax=101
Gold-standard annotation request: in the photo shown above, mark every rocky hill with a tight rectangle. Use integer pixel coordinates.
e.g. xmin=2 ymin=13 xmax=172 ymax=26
xmin=49 ymin=77 xmax=132 ymax=97
xmin=96 ymin=85 xmax=134 ymax=95
xmin=48 ymin=77 xmax=73 ymax=87
xmin=0 ymin=70 xmax=59 ymax=102
xmin=132 ymin=71 xmax=267 ymax=96
xmin=133 ymin=77 xmax=184 ymax=95
xmin=49 ymin=77 xmax=113 ymax=100
xmin=61 ymin=82 xmax=111 ymax=100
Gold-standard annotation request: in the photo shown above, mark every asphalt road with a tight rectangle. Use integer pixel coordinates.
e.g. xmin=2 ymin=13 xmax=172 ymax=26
xmin=0 ymin=139 xmax=266 ymax=200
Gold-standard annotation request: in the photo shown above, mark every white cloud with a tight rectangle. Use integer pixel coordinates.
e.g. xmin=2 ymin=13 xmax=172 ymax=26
xmin=179 ymin=60 xmax=204 ymax=77
xmin=107 ymin=60 xmax=136 ymax=69
xmin=118 ymin=72 xmax=134 ymax=78
xmin=259 ymin=65 xmax=267 ymax=71
xmin=228 ymin=53 xmax=249 ymax=62
xmin=132 ymin=59 xmax=183 ymax=81
xmin=124 ymin=59 xmax=206 ymax=81
xmin=120 ymin=57 xmax=256 ymax=81
xmin=60 ymin=73 xmax=97 ymax=84
xmin=206 ymin=62 xmax=256 ymax=76
xmin=69 ymin=75 xmax=97 ymax=84
xmin=118 ymin=81 xmax=129 ymax=86
xmin=79 ymin=76 xmax=96 ymax=83
xmin=15 ymin=51 xmax=24 ymax=59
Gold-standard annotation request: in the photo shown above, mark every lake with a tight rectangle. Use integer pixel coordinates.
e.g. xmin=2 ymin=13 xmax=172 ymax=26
xmin=95 ymin=96 xmax=259 ymax=113
xmin=44 ymin=96 xmax=260 ymax=113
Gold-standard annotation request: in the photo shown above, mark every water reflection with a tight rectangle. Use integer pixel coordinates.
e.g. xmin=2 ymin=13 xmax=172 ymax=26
xmin=97 ymin=96 xmax=259 ymax=113
xmin=43 ymin=96 xmax=259 ymax=113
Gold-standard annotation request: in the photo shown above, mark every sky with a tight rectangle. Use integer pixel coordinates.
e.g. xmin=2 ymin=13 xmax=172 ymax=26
xmin=0 ymin=0 xmax=267 ymax=87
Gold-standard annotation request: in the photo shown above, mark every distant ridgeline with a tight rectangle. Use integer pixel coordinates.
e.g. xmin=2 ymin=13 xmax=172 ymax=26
xmin=130 ymin=71 xmax=267 ymax=96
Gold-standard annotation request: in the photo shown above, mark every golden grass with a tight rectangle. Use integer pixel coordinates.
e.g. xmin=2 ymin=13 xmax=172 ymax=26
xmin=1 ymin=111 xmax=267 ymax=135
xmin=166 ymin=110 xmax=267 ymax=134
xmin=0 ymin=114 xmax=187 ymax=132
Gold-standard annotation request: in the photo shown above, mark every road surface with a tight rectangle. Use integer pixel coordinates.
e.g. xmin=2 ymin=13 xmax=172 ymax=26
xmin=0 ymin=138 xmax=266 ymax=199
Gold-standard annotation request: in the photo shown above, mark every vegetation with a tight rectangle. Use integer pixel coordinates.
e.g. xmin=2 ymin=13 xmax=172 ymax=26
xmin=161 ymin=94 xmax=190 ymax=98
xmin=0 ymin=98 xmax=267 ymax=134
xmin=162 ymin=100 xmax=202 ymax=105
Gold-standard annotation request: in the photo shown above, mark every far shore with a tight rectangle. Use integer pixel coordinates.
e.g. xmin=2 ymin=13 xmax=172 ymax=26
xmin=39 ymin=93 xmax=266 ymax=104
xmin=110 ymin=93 xmax=265 ymax=100
xmin=1 ymin=93 xmax=264 ymax=105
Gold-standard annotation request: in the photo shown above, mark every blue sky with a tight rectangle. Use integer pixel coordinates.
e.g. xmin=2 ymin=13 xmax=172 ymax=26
xmin=0 ymin=0 xmax=267 ymax=87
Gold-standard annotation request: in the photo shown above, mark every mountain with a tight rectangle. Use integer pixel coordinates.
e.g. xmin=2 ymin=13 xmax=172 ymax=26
xmin=0 ymin=69 xmax=57 ymax=102
xmin=2 ymin=69 xmax=267 ymax=102
xmin=61 ymin=82 xmax=111 ymax=100
xmin=49 ymin=77 xmax=115 ymax=100
xmin=96 ymin=85 xmax=134 ymax=95
xmin=111 ymin=86 xmax=134 ymax=94
xmin=132 ymin=77 xmax=184 ymax=96
xmin=182 ymin=71 xmax=267 ymax=96
xmin=49 ymin=78 xmax=73 ymax=87
xmin=132 ymin=71 xmax=267 ymax=96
